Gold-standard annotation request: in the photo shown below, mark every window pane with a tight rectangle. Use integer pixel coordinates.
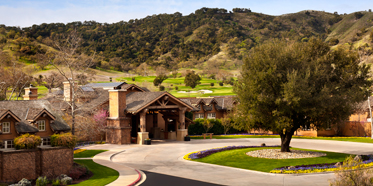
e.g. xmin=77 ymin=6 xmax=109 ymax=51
xmin=2 ymin=122 xmax=10 ymax=133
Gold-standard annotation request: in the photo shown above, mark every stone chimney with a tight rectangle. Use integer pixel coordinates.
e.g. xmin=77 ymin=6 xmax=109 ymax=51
xmin=109 ymin=88 xmax=127 ymax=118
xmin=63 ymin=81 xmax=72 ymax=102
xmin=23 ymin=85 xmax=38 ymax=100
xmin=107 ymin=87 xmax=131 ymax=144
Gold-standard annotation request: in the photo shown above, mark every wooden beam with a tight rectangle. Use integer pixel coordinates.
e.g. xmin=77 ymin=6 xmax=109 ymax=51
xmin=147 ymin=105 xmax=180 ymax=109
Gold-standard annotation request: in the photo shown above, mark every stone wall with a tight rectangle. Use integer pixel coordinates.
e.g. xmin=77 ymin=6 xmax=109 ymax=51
xmin=0 ymin=147 xmax=73 ymax=182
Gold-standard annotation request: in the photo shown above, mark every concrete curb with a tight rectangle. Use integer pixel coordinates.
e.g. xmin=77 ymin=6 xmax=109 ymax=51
xmin=90 ymin=149 xmax=143 ymax=186
xmin=178 ymin=154 xmax=335 ymax=176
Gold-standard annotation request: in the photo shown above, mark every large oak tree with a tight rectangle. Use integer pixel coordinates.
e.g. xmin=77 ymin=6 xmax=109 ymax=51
xmin=234 ymin=39 xmax=372 ymax=152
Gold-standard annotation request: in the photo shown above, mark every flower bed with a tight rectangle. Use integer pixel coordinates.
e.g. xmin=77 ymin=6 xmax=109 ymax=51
xmin=189 ymin=133 xmax=372 ymax=138
xmin=183 ymin=145 xmax=280 ymax=160
xmin=74 ymin=149 xmax=86 ymax=154
xmin=270 ymin=155 xmax=373 ymax=174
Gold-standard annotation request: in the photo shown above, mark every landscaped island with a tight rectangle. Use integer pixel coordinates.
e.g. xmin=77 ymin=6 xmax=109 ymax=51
xmin=183 ymin=145 xmax=370 ymax=174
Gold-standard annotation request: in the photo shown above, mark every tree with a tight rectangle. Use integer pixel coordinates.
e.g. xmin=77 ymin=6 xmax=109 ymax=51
xmin=43 ymin=72 xmax=64 ymax=93
xmin=93 ymin=109 xmax=108 ymax=142
xmin=153 ymin=74 xmax=168 ymax=86
xmin=184 ymin=71 xmax=201 ymax=89
xmin=172 ymin=71 xmax=178 ymax=78
xmin=202 ymin=119 xmax=213 ymax=133
xmin=221 ymin=117 xmax=232 ymax=135
xmin=50 ymin=30 xmax=95 ymax=135
xmin=234 ymin=39 xmax=372 ymax=152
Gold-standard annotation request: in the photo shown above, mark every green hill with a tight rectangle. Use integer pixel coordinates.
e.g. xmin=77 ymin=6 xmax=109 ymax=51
xmin=1 ymin=8 xmax=373 ymax=72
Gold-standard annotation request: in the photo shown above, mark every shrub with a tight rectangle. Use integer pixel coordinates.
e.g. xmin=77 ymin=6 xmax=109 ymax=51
xmin=159 ymin=85 xmax=165 ymax=91
xmin=36 ymin=176 xmax=48 ymax=186
xmin=14 ymin=133 xmax=42 ymax=149
xmin=51 ymin=133 xmax=77 ymax=149
xmin=330 ymin=156 xmax=373 ymax=186
xmin=218 ymin=82 xmax=223 ymax=86
xmin=188 ymin=119 xmax=241 ymax=135
xmin=52 ymin=179 xmax=60 ymax=186
xmin=131 ymin=77 xmax=135 ymax=81
xmin=68 ymin=163 xmax=89 ymax=180
xmin=354 ymin=12 xmax=364 ymax=19
xmin=210 ymin=83 xmax=214 ymax=87
xmin=61 ymin=177 xmax=72 ymax=185
xmin=175 ymin=86 xmax=178 ymax=90
xmin=329 ymin=38 xmax=339 ymax=46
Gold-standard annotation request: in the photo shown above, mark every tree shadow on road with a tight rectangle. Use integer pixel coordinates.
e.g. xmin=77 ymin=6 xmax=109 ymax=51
xmin=141 ymin=170 xmax=223 ymax=186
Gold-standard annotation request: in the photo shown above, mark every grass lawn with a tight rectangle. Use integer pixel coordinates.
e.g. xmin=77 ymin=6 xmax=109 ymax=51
xmin=74 ymin=150 xmax=108 ymax=158
xmin=116 ymin=75 xmax=235 ymax=97
xmin=73 ymin=160 xmax=119 ymax=186
xmin=190 ymin=135 xmax=373 ymax=144
xmin=193 ymin=147 xmax=350 ymax=172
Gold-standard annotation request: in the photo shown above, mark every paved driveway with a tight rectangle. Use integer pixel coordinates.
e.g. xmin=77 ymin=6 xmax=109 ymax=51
xmin=91 ymin=138 xmax=373 ymax=186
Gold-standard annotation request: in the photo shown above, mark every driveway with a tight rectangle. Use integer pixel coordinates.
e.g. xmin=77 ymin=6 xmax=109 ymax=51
xmin=88 ymin=138 xmax=373 ymax=186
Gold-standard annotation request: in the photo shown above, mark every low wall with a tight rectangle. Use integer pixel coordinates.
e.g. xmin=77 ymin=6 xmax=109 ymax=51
xmin=0 ymin=147 xmax=73 ymax=182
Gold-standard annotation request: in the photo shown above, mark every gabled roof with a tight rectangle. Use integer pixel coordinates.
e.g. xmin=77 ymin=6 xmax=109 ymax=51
xmin=126 ymin=92 xmax=194 ymax=113
xmin=0 ymin=100 xmax=70 ymax=133
xmin=0 ymin=109 xmax=21 ymax=122
xmin=182 ymin=96 xmax=237 ymax=111
xmin=26 ymin=108 xmax=56 ymax=121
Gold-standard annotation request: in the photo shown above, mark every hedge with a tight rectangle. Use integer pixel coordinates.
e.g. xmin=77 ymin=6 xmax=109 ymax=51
xmin=51 ymin=133 xmax=77 ymax=149
xmin=14 ymin=133 xmax=42 ymax=149
xmin=188 ymin=119 xmax=241 ymax=135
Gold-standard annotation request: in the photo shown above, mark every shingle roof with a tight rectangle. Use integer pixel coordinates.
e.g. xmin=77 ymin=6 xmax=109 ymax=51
xmin=85 ymin=82 xmax=127 ymax=89
xmin=183 ymin=96 xmax=237 ymax=111
xmin=126 ymin=92 xmax=166 ymax=112
xmin=0 ymin=100 xmax=70 ymax=133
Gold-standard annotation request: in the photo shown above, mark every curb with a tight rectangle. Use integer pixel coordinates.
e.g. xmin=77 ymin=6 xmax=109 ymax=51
xmin=109 ymin=150 xmax=143 ymax=186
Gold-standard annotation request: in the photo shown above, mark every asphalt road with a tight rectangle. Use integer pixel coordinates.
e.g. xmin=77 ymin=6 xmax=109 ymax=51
xmin=87 ymin=138 xmax=373 ymax=186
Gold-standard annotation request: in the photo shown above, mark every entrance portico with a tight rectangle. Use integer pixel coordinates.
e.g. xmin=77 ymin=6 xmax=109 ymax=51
xmin=106 ymin=89 xmax=193 ymax=145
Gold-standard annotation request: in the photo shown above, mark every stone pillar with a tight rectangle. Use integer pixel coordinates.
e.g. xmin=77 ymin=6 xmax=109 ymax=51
xmin=137 ymin=132 xmax=149 ymax=145
xmin=106 ymin=89 xmax=131 ymax=144
xmin=139 ymin=109 xmax=147 ymax=132
xmin=138 ymin=109 xmax=149 ymax=144
xmin=23 ymin=86 xmax=38 ymax=100
xmin=177 ymin=107 xmax=187 ymax=141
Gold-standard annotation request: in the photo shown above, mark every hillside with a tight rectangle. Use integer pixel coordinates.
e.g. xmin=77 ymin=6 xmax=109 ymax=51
xmin=1 ymin=8 xmax=373 ymax=73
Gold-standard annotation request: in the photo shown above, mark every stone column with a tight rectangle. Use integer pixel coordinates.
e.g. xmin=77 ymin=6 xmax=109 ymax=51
xmin=106 ymin=89 xmax=132 ymax=144
xmin=138 ymin=109 xmax=149 ymax=145
xmin=177 ymin=107 xmax=188 ymax=141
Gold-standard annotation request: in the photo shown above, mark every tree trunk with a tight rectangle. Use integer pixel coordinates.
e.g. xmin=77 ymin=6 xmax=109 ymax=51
xmin=279 ymin=129 xmax=294 ymax=152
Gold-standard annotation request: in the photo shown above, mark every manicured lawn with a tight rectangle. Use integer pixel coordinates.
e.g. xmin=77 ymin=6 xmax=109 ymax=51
xmin=193 ymin=147 xmax=350 ymax=172
xmin=190 ymin=135 xmax=373 ymax=144
xmin=116 ymin=75 xmax=235 ymax=97
xmin=73 ymin=160 xmax=119 ymax=186
xmin=74 ymin=150 xmax=108 ymax=158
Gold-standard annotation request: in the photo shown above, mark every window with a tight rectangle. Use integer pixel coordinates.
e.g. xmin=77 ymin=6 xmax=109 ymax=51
xmin=302 ymin=124 xmax=311 ymax=131
xmin=2 ymin=122 xmax=10 ymax=133
xmin=195 ymin=113 xmax=204 ymax=119
xmin=326 ymin=120 xmax=331 ymax=130
xmin=207 ymin=113 xmax=216 ymax=119
xmin=5 ymin=140 xmax=14 ymax=149
xmin=42 ymin=138 xmax=51 ymax=146
xmin=37 ymin=120 xmax=46 ymax=131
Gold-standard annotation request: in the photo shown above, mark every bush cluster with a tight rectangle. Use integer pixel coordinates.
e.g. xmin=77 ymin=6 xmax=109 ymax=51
xmin=68 ymin=163 xmax=90 ymax=180
xmin=14 ymin=133 xmax=42 ymax=149
xmin=188 ymin=119 xmax=241 ymax=135
xmin=51 ymin=133 xmax=77 ymax=149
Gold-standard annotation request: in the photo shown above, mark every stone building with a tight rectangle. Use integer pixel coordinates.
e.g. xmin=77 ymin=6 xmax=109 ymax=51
xmin=50 ymin=82 xmax=195 ymax=145
xmin=180 ymin=97 xmax=237 ymax=120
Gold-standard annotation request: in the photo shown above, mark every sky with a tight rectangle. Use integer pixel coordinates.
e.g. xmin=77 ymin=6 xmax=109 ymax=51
xmin=1 ymin=0 xmax=373 ymax=28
